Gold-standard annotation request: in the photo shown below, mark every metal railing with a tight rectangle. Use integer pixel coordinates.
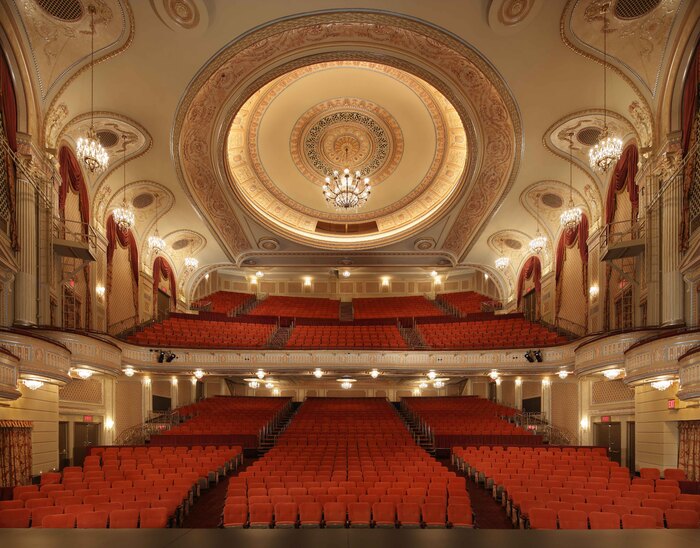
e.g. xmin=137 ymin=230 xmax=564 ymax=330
xmin=114 ymin=410 xmax=180 ymax=445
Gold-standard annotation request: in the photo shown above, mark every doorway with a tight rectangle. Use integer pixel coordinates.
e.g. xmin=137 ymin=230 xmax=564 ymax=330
xmin=594 ymin=422 xmax=622 ymax=464
xmin=73 ymin=422 xmax=100 ymax=467
xmin=626 ymin=421 xmax=636 ymax=471
xmin=523 ymin=289 xmax=537 ymax=322
xmin=58 ymin=421 xmax=70 ymax=470
xmin=156 ymin=289 xmax=171 ymax=321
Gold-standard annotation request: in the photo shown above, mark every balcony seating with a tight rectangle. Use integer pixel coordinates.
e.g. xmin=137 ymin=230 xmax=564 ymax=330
xmin=403 ymin=397 xmax=534 ymax=448
xmin=352 ymin=296 xmax=444 ymax=320
xmin=221 ymin=398 xmax=472 ymax=528
xmin=154 ymin=397 xmax=291 ymax=448
xmin=128 ymin=316 xmax=274 ymax=348
xmin=286 ymin=324 xmax=406 ymax=349
xmin=417 ymin=316 xmax=567 ymax=350
xmin=437 ymin=291 xmax=491 ymax=315
xmin=249 ymin=296 xmax=340 ymax=319
xmin=1 ymin=445 xmax=241 ymax=529
xmin=191 ymin=291 xmax=254 ymax=315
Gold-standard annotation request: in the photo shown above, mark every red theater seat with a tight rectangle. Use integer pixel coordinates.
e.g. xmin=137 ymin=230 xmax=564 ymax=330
xmin=109 ymin=509 xmax=139 ymax=528
xmin=140 ymin=507 xmax=168 ymax=528
xmin=529 ymin=508 xmax=557 ymax=530
xmin=76 ymin=511 xmax=109 ymax=529
xmin=42 ymin=513 xmax=76 ymax=529
xmin=621 ymin=513 xmax=657 ymax=529
xmin=0 ymin=508 xmax=31 ymax=528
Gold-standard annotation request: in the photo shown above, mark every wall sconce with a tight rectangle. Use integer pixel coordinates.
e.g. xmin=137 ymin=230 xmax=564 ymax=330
xmin=589 ymin=285 xmax=599 ymax=299
xmin=250 ymin=276 xmax=258 ymax=285
xmin=96 ymin=285 xmax=106 ymax=299
xmin=204 ymin=273 xmax=210 ymax=280
xmin=495 ymin=378 xmax=502 ymax=386
xmin=433 ymin=275 xmax=442 ymax=285
xmin=191 ymin=377 xmax=197 ymax=386
xmin=272 ymin=388 xmax=280 ymax=396
xmin=143 ymin=377 xmax=151 ymax=386
xmin=515 ymin=378 xmax=522 ymax=387
xmin=171 ymin=377 xmax=178 ymax=386
xmin=304 ymin=276 xmax=312 ymax=287
xmin=412 ymin=388 xmax=421 ymax=396
xmin=381 ymin=277 xmax=390 ymax=287
xmin=104 ymin=418 xmax=114 ymax=430
xmin=580 ymin=417 xmax=589 ymax=430
xmin=542 ymin=377 xmax=551 ymax=387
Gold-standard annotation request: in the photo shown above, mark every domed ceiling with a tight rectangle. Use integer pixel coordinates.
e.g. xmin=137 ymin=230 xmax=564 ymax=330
xmin=226 ymin=61 xmax=468 ymax=249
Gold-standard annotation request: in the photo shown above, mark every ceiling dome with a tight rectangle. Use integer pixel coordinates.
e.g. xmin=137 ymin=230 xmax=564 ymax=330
xmin=225 ymin=61 xmax=468 ymax=250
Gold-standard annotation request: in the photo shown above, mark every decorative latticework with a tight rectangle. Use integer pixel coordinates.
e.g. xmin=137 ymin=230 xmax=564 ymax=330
xmin=58 ymin=378 xmax=103 ymax=404
xmin=592 ymin=379 xmax=635 ymax=404
xmin=689 ymin=115 xmax=700 ymax=235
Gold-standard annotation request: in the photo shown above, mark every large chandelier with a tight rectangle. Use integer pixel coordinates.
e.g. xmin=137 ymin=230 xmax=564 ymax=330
xmin=184 ymin=257 xmax=199 ymax=272
xmin=323 ymin=168 xmax=371 ymax=210
xmin=113 ymin=134 xmax=135 ymax=234
xmin=589 ymin=9 xmax=622 ymax=173
xmin=561 ymin=135 xmax=583 ymax=230
xmin=76 ymin=6 xmax=108 ymax=174
xmin=495 ymin=256 xmax=510 ymax=271
xmin=148 ymin=193 xmax=165 ymax=255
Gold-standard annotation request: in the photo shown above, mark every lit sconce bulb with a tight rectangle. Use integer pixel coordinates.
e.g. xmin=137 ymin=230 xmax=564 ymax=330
xmin=256 ymin=369 xmax=266 ymax=379
xmin=273 ymin=388 xmax=280 ymax=396
xmin=250 ymin=276 xmax=258 ymax=285
xmin=123 ymin=367 xmax=135 ymax=377
xmin=255 ymin=271 xmax=264 ymax=278
xmin=96 ymin=285 xmax=106 ymax=298
xmin=143 ymin=377 xmax=151 ymax=385
xmin=104 ymin=418 xmax=114 ymax=430
xmin=558 ymin=370 xmax=569 ymax=379
xmin=413 ymin=388 xmax=421 ymax=396
xmin=430 ymin=271 xmax=438 ymax=277
xmin=304 ymin=276 xmax=312 ymax=287
xmin=204 ymin=273 xmax=210 ymax=280
xmin=484 ymin=273 xmax=489 ymax=280
xmin=433 ymin=276 xmax=442 ymax=285
xmin=542 ymin=377 xmax=551 ymax=386
xmin=342 ymin=270 xmax=351 ymax=278
xmin=580 ymin=417 xmax=589 ymax=430
xmin=193 ymin=369 xmax=204 ymax=380
xmin=515 ymin=378 xmax=522 ymax=387
xmin=313 ymin=368 xmax=323 ymax=379
xmin=191 ymin=377 xmax=197 ymax=386
xmin=370 ymin=369 xmax=380 ymax=379
xmin=488 ymin=370 xmax=499 ymax=380
xmin=171 ymin=377 xmax=178 ymax=386
xmin=427 ymin=370 xmax=437 ymax=380
xmin=589 ymin=285 xmax=599 ymax=298
xmin=381 ymin=277 xmax=390 ymax=287
xmin=495 ymin=378 xmax=502 ymax=386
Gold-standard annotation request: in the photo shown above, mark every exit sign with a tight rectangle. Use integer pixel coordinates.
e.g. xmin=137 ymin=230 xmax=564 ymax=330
xmin=601 ymin=416 xmax=611 ymax=423
xmin=667 ymin=399 xmax=676 ymax=409
xmin=83 ymin=415 xmax=93 ymax=422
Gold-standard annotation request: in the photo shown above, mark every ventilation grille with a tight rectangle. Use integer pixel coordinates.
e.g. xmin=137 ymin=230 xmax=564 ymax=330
xmin=614 ymin=0 xmax=661 ymax=20
xmin=97 ymin=129 xmax=119 ymax=148
xmin=36 ymin=0 xmax=84 ymax=21
xmin=503 ymin=238 xmax=522 ymax=250
xmin=577 ymin=126 xmax=602 ymax=146
xmin=541 ymin=193 xmax=564 ymax=209
xmin=171 ymin=238 xmax=191 ymax=250
xmin=132 ymin=193 xmax=154 ymax=209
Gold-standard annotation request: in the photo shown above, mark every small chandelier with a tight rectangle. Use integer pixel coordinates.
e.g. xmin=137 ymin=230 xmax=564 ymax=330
xmin=74 ymin=368 xmax=94 ymax=380
xmin=369 ymin=369 xmax=380 ymax=379
xmin=313 ymin=368 xmax=324 ymax=379
xmin=113 ymin=134 xmax=134 ymax=234
xmin=123 ymin=367 xmax=135 ymax=377
xmin=418 ymin=381 xmax=428 ymax=389
xmin=341 ymin=381 xmax=353 ymax=390
xmin=265 ymin=382 xmax=274 ymax=390
xmin=650 ymin=380 xmax=673 ymax=391
xmin=193 ymin=369 xmax=204 ymax=380
xmin=22 ymin=379 xmax=44 ymax=391
xmin=495 ymin=256 xmax=510 ymax=271
xmin=256 ymin=369 xmax=266 ymax=379
xmin=603 ymin=368 xmax=622 ymax=380
xmin=561 ymin=136 xmax=583 ymax=230
xmin=248 ymin=380 xmax=260 ymax=389
xmin=76 ymin=6 xmax=109 ymax=174
xmin=529 ymin=196 xmax=547 ymax=254
xmin=323 ymin=168 xmax=371 ymax=210
xmin=427 ymin=370 xmax=437 ymax=380
xmin=434 ymin=380 xmax=445 ymax=389
xmin=589 ymin=9 xmax=622 ymax=173
xmin=184 ymin=257 xmax=199 ymax=272
xmin=488 ymin=370 xmax=499 ymax=380
xmin=558 ymin=370 xmax=570 ymax=379
xmin=148 ymin=193 xmax=165 ymax=255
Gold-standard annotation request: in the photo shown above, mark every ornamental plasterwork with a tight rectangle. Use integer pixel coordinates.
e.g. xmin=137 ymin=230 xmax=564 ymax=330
xmin=488 ymin=0 xmax=544 ymax=34
xmin=566 ymin=0 xmax=682 ymax=98
xmin=174 ymin=13 xmax=519 ymax=259
xmin=624 ymin=332 xmax=700 ymax=384
xmin=151 ymin=0 xmax=208 ymax=32
xmin=228 ymin=60 xmax=464 ymax=239
xmin=8 ymin=0 xmax=131 ymax=101
xmin=0 ymin=331 xmax=72 ymax=383
xmin=37 ymin=330 xmax=122 ymax=375
xmin=59 ymin=112 xmax=152 ymax=188
xmin=103 ymin=180 xmax=174 ymax=242
xmin=574 ymin=330 xmax=657 ymax=374
xmin=678 ymin=351 xmax=700 ymax=400
xmin=160 ymin=229 xmax=207 ymax=278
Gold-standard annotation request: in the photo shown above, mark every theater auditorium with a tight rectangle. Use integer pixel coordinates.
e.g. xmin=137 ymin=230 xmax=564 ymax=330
xmin=0 ymin=1 xmax=699 ymax=546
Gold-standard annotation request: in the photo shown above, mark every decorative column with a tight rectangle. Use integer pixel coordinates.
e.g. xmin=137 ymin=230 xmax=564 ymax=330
xmin=660 ymin=148 xmax=684 ymax=325
xmin=142 ymin=377 xmax=153 ymax=420
xmin=578 ymin=378 xmax=592 ymax=445
xmin=170 ymin=377 xmax=179 ymax=409
xmin=102 ymin=377 xmax=116 ymax=445
xmin=495 ymin=379 xmax=503 ymax=403
xmin=541 ymin=378 xmax=552 ymax=422
xmin=13 ymin=171 xmax=37 ymax=325
xmin=514 ymin=379 xmax=523 ymax=410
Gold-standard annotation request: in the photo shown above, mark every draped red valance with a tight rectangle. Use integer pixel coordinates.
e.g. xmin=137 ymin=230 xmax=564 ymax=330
xmin=106 ymin=213 xmax=139 ymax=286
xmin=0 ymin=420 xmax=32 ymax=428
xmin=517 ymin=256 xmax=541 ymax=308
xmin=1 ymin=46 xmax=18 ymax=250
xmin=153 ymin=256 xmax=177 ymax=308
xmin=555 ymin=214 xmax=589 ymax=285
xmin=682 ymin=40 xmax=700 ymax=156
xmin=605 ymin=143 xmax=639 ymax=226
xmin=58 ymin=146 xmax=90 ymax=232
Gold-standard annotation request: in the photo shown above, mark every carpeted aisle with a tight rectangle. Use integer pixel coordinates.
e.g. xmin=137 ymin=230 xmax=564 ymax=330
xmin=465 ymin=477 xmax=514 ymax=529
xmin=182 ymin=457 xmax=254 ymax=528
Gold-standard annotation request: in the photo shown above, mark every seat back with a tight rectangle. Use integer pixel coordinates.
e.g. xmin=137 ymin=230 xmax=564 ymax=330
xmin=529 ymin=507 xmax=557 ymax=530
xmin=76 ymin=511 xmax=109 ymax=529
xmin=42 ymin=513 xmax=76 ymax=529
xmin=0 ymin=508 xmax=31 ymax=528
xmin=140 ymin=507 xmax=168 ymax=528
xmin=665 ymin=509 xmax=699 ymax=529
xmin=621 ymin=513 xmax=657 ymax=529
xmin=109 ymin=509 xmax=139 ymax=528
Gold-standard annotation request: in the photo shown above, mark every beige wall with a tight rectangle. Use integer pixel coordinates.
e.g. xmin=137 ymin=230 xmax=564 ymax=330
xmin=115 ymin=379 xmax=143 ymax=439
xmin=0 ymin=384 xmax=59 ymax=474
xmin=551 ymin=381 xmax=579 ymax=438
xmin=501 ymin=380 xmax=515 ymax=407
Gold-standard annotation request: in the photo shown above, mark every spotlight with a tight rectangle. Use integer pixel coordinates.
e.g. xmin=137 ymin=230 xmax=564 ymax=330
xmin=165 ymin=352 xmax=177 ymax=363
xmin=157 ymin=350 xmax=165 ymax=363
xmin=534 ymin=350 xmax=543 ymax=363
xmin=524 ymin=350 xmax=535 ymax=363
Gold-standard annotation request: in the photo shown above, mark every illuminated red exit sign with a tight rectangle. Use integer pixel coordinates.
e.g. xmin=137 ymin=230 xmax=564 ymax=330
xmin=667 ymin=399 xmax=676 ymax=409
xmin=601 ymin=416 xmax=611 ymax=423
xmin=83 ymin=415 xmax=93 ymax=422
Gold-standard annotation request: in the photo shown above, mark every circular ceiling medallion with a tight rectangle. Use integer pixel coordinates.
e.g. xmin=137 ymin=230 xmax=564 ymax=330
xmin=258 ymin=238 xmax=280 ymax=251
xmin=132 ymin=192 xmax=154 ymax=209
xmin=290 ymin=98 xmax=403 ymax=185
xmin=576 ymin=126 xmax=602 ymax=146
xmin=36 ymin=0 xmax=83 ymax=22
xmin=414 ymin=238 xmax=436 ymax=251
xmin=504 ymin=238 xmax=522 ymax=250
xmin=499 ymin=0 xmax=536 ymax=26
xmin=541 ymin=193 xmax=563 ymax=209
xmin=171 ymin=238 xmax=191 ymax=250
xmin=164 ymin=0 xmax=199 ymax=28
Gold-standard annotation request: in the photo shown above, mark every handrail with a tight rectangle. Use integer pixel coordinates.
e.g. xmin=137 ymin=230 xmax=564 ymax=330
xmin=645 ymin=138 xmax=700 ymax=212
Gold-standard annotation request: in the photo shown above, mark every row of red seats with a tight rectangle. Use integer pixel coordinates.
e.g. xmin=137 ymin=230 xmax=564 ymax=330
xmin=286 ymin=325 xmax=406 ymax=349
xmin=250 ymin=296 xmax=340 ymax=319
xmin=528 ymin=507 xmax=699 ymax=529
xmin=191 ymin=291 xmax=254 ymax=315
xmin=0 ymin=507 xmax=168 ymax=528
xmin=352 ymin=296 xmax=444 ymax=319
xmin=436 ymin=291 xmax=491 ymax=315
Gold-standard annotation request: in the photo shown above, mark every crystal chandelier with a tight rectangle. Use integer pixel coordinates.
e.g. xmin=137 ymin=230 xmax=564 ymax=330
xmin=148 ymin=193 xmax=165 ymax=255
xmin=589 ymin=9 xmax=622 ymax=173
xmin=495 ymin=256 xmax=510 ymax=271
xmin=650 ymin=380 xmax=672 ymax=391
xmin=74 ymin=368 xmax=94 ymax=380
xmin=22 ymin=379 xmax=44 ymax=391
xmin=603 ymin=368 xmax=622 ymax=380
xmin=184 ymin=257 xmax=199 ymax=272
xmin=248 ymin=380 xmax=260 ymax=389
xmin=558 ymin=370 xmax=570 ymax=379
xmin=113 ymin=135 xmax=135 ymax=234
xmin=123 ymin=367 xmax=135 ymax=377
xmin=529 ymin=197 xmax=547 ymax=254
xmin=561 ymin=136 xmax=583 ymax=230
xmin=265 ymin=382 xmax=274 ymax=390
xmin=323 ymin=168 xmax=371 ymax=210
xmin=341 ymin=381 xmax=353 ymax=390
xmin=434 ymin=380 xmax=445 ymax=389
xmin=76 ymin=6 xmax=109 ymax=174
xmin=193 ymin=369 xmax=204 ymax=380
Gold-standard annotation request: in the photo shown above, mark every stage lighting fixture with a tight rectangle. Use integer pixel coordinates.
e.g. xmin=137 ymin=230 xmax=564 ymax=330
xmin=524 ymin=350 xmax=535 ymax=363
xmin=534 ymin=350 xmax=543 ymax=363
xmin=158 ymin=350 xmax=165 ymax=363
xmin=165 ymin=352 xmax=177 ymax=363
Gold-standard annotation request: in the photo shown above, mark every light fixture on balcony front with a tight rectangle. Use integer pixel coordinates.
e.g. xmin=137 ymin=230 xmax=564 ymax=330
xmin=603 ymin=368 xmax=622 ymax=380
xmin=558 ymin=370 xmax=570 ymax=379
xmin=22 ymin=379 xmax=44 ymax=391
xmin=427 ymin=370 xmax=437 ymax=380
xmin=74 ymin=368 xmax=94 ymax=380
xmin=650 ymin=380 xmax=673 ymax=391
xmin=193 ymin=369 xmax=204 ymax=380
xmin=338 ymin=377 xmax=356 ymax=390
xmin=248 ymin=380 xmax=260 ymax=389
xmin=123 ymin=367 xmax=135 ymax=377
xmin=255 ymin=271 xmax=264 ymax=278
xmin=488 ymin=370 xmax=499 ymax=381
xmin=256 ymin=369 xmax=266 ymax=380
xmin=342 ymin=270 xmax=351 ymax=278
xmin=313 ymin=368 xmax=324 ymax=379
xmin=76 ymin=6 xmax=109 ymax=174
xmin=370 ymin=369 xmax=380 ymax=379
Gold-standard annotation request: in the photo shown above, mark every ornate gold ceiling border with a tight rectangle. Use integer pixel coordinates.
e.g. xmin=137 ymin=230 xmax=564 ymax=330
xmin=173 ymin=11 xmax=520 ymax=260
xmin=560 ymin=0 xmax=654 ymax=148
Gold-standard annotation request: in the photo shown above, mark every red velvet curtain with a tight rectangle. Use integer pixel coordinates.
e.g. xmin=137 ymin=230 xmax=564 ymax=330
xmin=153 ymin=256 xmax=177 ymax=311
xmin=0 ymin=46 xmax=18 ymax=250
xmin=0 ymin=420 xmax=32 ymax=488
xmin=555 ymin=214 xmax=589 ymax=317
xmin=58 ymin=146 xmax=90 ymax=232
xmin=678 ymin=420 xmax=700 ymax=481
xmin=605 ymin=144 xmax=639 ymax=226
xmin=682 ymin=41 xmax=700 ymax=156
xmin=517 ymin=256 xmax=541 ymax=308
xmin=106 ymin=213 xmax=139 ymax=329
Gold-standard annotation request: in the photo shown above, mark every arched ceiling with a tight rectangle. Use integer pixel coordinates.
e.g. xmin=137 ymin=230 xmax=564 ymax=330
xmin=2 ymin=0 xmax=697 ymax=299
